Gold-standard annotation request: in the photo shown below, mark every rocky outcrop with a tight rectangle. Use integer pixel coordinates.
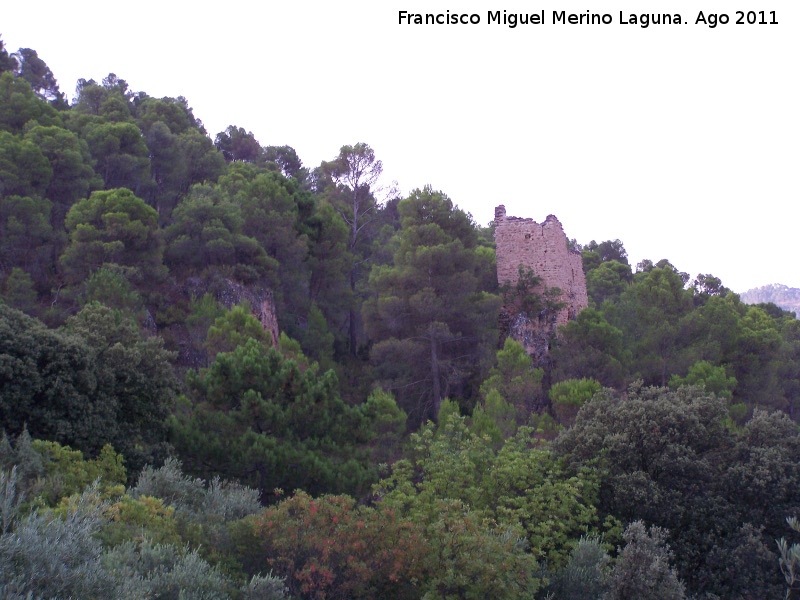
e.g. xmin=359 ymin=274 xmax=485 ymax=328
xmin=740 ymin=283 xmax=800 ymax=318
xmin=185 ymin=277 xmax=280 ymax=345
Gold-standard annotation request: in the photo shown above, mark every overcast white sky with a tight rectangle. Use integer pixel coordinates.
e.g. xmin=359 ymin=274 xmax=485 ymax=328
xmin=4 ymin=1 xmax=798 ymax=292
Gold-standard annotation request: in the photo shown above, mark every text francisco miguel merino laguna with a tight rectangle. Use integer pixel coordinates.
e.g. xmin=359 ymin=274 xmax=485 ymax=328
xmin=398 ymin=9 xmax=779 ymax=28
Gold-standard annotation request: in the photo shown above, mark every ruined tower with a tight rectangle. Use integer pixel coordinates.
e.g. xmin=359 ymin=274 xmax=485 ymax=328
xmin=494 ymin=205 xmax=588 ymax=362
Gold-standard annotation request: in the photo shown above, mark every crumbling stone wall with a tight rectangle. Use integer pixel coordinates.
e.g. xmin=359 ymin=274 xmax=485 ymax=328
xmin=494 ymin=205 xmax=587 ymax=361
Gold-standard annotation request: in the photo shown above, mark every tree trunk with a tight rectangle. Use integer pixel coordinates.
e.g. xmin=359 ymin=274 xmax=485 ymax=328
xmin=431 ymin=332 xmax=441 ymax=418
xmin=349 ymin=267 xmax=357 ymax=356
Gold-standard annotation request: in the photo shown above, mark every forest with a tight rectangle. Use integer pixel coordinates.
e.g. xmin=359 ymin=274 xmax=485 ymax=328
xmin=1 ymin=37 xmax=800 ymax=599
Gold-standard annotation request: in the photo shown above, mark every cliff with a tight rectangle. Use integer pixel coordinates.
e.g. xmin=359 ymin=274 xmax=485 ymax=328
xmin=740 ymin=283 xmax=800 ymax=318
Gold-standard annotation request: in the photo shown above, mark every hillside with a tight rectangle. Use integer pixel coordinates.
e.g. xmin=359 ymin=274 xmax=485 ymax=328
xmin=3 ymin=37 xmax=800 ymax=600
xmin=741 ymin=283 xmax=800 ymax=317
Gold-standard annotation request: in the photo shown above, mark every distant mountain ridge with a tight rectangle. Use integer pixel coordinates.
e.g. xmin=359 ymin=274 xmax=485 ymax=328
xmin=740 ymin=283 xmax=800 ymax=317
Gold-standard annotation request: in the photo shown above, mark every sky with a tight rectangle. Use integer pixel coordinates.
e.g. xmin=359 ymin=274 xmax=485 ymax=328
xmin=4 ymin=1 xmax=799 ymax=293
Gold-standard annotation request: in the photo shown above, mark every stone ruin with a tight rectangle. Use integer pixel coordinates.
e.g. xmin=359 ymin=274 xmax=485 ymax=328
xmin=494 ymin=205 xmax=587 ymax=364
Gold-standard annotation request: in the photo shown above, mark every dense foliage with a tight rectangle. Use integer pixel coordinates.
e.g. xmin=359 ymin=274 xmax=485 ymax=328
xmin=1 ymin=37 xmax=799 ymax=598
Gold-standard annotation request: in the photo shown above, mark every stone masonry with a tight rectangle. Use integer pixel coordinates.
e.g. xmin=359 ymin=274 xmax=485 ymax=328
xmin=494 ymin=205 xmax=587 ymax=361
